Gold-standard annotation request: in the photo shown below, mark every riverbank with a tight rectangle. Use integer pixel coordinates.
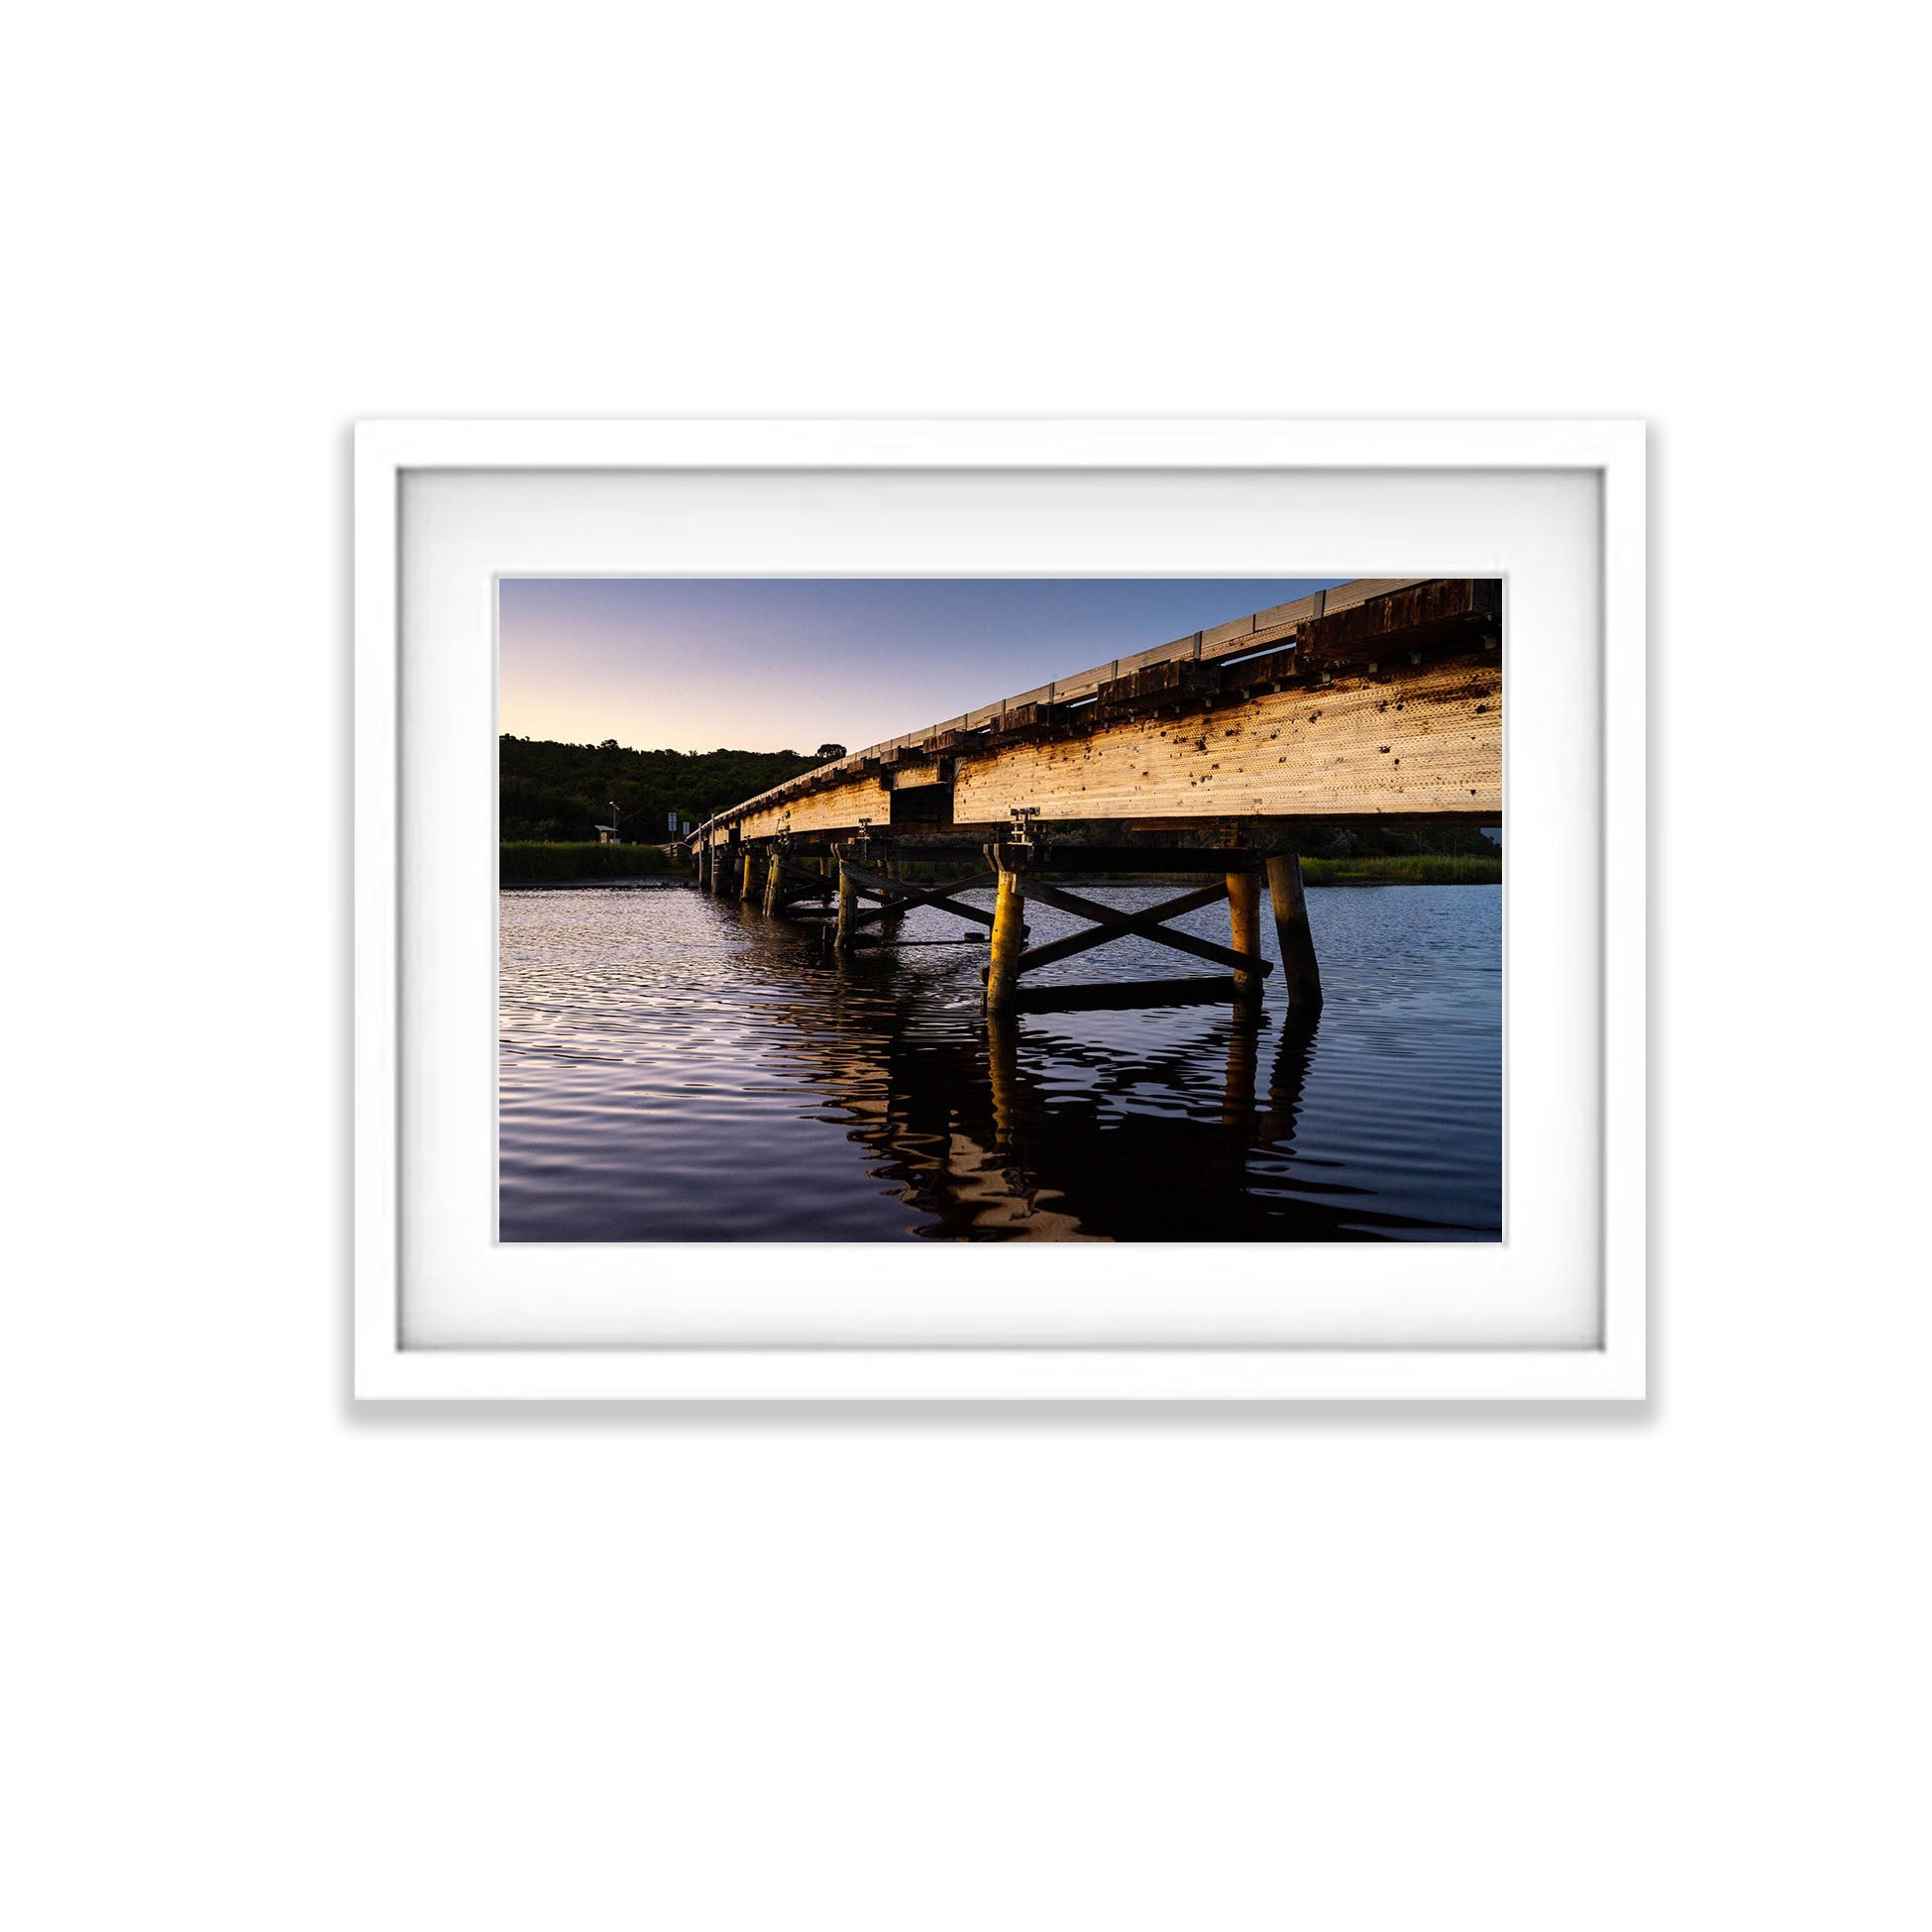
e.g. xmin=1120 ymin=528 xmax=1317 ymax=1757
xmin=499 ymin=841 xmax=678 ymax=883
xmin=1299 ymin=853 xmax=1500 ymax=886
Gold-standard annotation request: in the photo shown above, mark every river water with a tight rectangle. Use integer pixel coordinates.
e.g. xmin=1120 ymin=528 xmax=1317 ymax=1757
xmin=499 ymin=879 xmax=1500 ymax=1241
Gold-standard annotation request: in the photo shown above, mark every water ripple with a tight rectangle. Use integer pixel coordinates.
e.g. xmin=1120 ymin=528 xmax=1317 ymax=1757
xmin=500 ymin=881 xmax=1501 ymax=1241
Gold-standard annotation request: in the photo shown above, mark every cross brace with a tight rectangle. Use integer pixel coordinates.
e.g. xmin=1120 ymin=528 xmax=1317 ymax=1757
xmin=838 ymin=860 xmax=999 ymax=930
xmin=1016 ymin=880 xmax=1273 ymax=980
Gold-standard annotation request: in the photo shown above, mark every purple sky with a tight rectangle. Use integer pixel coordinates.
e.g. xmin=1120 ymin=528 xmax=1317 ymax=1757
xmin=499 ymin=578 xmax=1349 ymax=753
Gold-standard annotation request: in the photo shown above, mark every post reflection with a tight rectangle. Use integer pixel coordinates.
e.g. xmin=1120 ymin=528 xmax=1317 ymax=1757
xmin=746 ymin=952 xmax=1434 ymax=1238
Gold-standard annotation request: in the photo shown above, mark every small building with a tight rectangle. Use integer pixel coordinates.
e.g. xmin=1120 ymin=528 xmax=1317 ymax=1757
xmin=594 ymin=824 xmax=620 ymax=845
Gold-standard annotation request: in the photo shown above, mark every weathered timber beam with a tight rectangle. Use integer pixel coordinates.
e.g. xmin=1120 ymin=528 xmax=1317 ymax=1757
xmin=1298 ymin=578 xmax=1501 ymax=670
xmin=950 ymin=657 xmax=1499 ymax=823
xmin=1018 ymin=881 xmax=1271 ymax=980
xmin=734 ymin=775 xmax=891 ymax=841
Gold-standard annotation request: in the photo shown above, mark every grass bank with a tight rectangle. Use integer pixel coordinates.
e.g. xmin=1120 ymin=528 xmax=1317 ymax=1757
xmin=500 ymin=842 xmax=684 ymax=884
xmin=1299 ymin=853 xmax=1500 ymax=886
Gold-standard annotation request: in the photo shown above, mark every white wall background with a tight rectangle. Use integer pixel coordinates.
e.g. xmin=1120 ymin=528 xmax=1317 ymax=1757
xmin=7 ymin=5 xmax=1924 ymax=1927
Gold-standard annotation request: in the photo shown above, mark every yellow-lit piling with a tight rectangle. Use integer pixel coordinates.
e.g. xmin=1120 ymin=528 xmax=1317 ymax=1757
xmin=763 ymin=849 xmax=784 ymax=915
xmin=1264 ymin=854 xmax=1324 ymax=1010
xmin=1227 ymin=862 xmax=1263 ymax=1002
xmin=741 ymin=849 xmax=756 ymax=903
xmin=984 ymin=849 xmax=1027 ymax=1013
xmin=834 ymin=852 xmax=860 ymax=952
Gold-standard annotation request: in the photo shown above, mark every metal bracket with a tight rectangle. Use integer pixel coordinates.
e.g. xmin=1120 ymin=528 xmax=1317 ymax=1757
xmin=1008 ymin=805 xmax=1039 ymax=848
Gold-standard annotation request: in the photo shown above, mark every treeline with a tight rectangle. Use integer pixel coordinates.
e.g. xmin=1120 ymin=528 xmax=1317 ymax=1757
xmin=500 ymin=736 xmax=832 ymax=842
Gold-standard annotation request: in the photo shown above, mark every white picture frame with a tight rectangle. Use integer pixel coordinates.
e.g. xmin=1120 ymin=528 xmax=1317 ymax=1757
xmin=356 ymin=419 xmax=1645 ymax=1402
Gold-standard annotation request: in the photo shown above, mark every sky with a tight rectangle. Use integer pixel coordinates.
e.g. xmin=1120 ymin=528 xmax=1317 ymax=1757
xmin=498 ymin=578 xmax=1351 ymax=754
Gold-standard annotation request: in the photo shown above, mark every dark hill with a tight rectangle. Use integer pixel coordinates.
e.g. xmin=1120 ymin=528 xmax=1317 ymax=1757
xmin=499 ymin=736 xmax=819 ymax=842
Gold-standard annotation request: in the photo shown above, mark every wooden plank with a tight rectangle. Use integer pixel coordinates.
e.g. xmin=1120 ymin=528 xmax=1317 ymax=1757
xmin=951 ymin=657 xmax=1500 ymax=822
xmin=1321 ymin=578 xmax=1431 ymax=615
xmin=1010 ymin=975 xmax=1248 ymax=1014
xmin=1095 ymin=658 xmax=1219 ymax=712
xmin=1298 ymin=579 xmax=1501 ymax=669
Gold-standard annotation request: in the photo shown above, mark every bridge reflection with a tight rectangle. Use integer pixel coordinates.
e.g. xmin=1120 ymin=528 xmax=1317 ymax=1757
xmin=757 ymin=964 xmax=1424 ymax=1240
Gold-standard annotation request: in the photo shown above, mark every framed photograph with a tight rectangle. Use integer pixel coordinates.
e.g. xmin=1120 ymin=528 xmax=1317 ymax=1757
xmin=356 ymin=419 xmax=1644 ymax=1400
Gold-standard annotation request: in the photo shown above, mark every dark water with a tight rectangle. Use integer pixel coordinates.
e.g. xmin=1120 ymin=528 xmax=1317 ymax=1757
xmin=499 ymin=879 xmax=1501 ymax=1241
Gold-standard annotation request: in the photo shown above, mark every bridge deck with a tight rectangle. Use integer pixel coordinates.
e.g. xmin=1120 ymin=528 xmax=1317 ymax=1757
xmin=695 ymin=578 xmax=1500 ymax=845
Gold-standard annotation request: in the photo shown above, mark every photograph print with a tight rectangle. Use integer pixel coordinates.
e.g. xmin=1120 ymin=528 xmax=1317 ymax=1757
xmin=498 ymin=577 xmax=1502 ymax=1243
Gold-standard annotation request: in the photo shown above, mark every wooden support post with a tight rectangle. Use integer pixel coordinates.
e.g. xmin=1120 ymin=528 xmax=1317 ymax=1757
xmin=834 ymin=851 xmax=859 ymax=952
xmin=984 ymin=846 xmax=1027 ymax=1014
xmin=763 ymin=849 xmax=785 ymax=915
xmin=741 ymin=849 xmax=756 ymax=904
xmin=1227 ymin=863 xmax=1263 ymax=1002
xmin=1264 ymin=854 xmax=1324 ymax=1010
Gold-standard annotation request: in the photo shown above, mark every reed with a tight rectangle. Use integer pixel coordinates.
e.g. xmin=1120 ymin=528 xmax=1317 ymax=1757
xmin=499 ymin=842 xmax=680 ymax=883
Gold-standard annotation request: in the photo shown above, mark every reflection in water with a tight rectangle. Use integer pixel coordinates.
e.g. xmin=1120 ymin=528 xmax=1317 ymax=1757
xmin=499 ymin=882 xmax=1501 ymax=1242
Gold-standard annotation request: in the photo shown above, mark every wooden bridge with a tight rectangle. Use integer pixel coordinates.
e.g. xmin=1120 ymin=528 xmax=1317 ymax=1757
xmin=690 ymin=578 xmax=1501 ymax=1014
